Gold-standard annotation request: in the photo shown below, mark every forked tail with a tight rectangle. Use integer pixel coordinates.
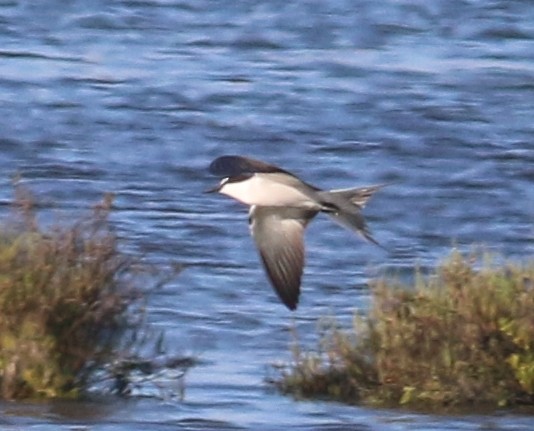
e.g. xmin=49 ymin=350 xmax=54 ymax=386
xmin=317 ymin=184 xmax=385 ymax=246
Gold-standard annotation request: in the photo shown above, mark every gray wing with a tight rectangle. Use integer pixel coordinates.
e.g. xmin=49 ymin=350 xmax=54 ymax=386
xmin=249 ymin=206 xmax=317 ymax=310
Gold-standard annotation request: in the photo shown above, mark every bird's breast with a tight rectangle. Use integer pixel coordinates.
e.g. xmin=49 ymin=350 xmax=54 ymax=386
xmin=220 ymin=175 xmax=318 ymax=208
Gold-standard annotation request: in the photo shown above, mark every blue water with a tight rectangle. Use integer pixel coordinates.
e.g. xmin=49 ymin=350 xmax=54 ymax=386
xmin=0 ymin=1 xmax=533 ymax=430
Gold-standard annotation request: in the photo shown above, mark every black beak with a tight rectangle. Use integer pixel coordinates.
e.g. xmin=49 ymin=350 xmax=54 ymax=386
xmin=204 ymin=184 xmax=221 ymax=194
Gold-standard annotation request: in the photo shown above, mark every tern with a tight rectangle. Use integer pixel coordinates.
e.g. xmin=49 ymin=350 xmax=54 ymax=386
xmin=207 ymin=155 xmax=383 ymax=310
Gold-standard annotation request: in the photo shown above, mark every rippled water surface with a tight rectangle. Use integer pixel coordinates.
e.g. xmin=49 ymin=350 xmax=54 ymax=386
xmin=0 ymin=1 xmax=533 ymax=430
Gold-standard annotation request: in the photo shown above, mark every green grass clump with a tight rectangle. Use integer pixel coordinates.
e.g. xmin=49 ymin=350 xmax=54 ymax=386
xmin=276 ymin=251 xmax=534 ymax=410
xmin=0 ymin=187 xmax=141 ymax=399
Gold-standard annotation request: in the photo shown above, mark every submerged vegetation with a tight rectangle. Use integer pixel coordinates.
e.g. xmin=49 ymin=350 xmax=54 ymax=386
xmin=276 ymin=251 xmax=534 ymax=411
xmin=0 ymin=183 xmax=188 ymax=400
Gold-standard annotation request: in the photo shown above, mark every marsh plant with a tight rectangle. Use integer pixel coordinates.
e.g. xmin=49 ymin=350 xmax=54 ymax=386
xmin=276 ymin=251 xmax=534 ymax=410
xmin=0 ymin=184 xmax=180 ymax=399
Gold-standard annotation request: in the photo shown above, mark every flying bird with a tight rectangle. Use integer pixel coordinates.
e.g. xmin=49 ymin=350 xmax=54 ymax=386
xmin=207 ymin=155 xmax=383 ymax=310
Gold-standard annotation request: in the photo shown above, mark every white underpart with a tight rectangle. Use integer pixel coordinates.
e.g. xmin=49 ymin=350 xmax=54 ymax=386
xmin=219 ymin=174 xmax=317 ymax=208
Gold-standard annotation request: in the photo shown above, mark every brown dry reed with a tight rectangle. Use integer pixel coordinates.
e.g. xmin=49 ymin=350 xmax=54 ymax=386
xmin=0 ymin=184 xmax=141 ymax=399
xmin=277 ymin=251 xmax=534 ymax=411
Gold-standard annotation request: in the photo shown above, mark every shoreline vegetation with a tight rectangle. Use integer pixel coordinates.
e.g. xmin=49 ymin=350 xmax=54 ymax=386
xmin=0 ymin=183 xmax=189 ymax=400
xmin=2 ymin=184 xmax=533 ymax=411
xmin=275 ymin=251 xmax=534 ymax=412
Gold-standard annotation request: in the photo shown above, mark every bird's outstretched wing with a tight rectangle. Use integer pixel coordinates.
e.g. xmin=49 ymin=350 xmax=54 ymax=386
xmin=249 ymin=206 xmax=317 ymax=310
